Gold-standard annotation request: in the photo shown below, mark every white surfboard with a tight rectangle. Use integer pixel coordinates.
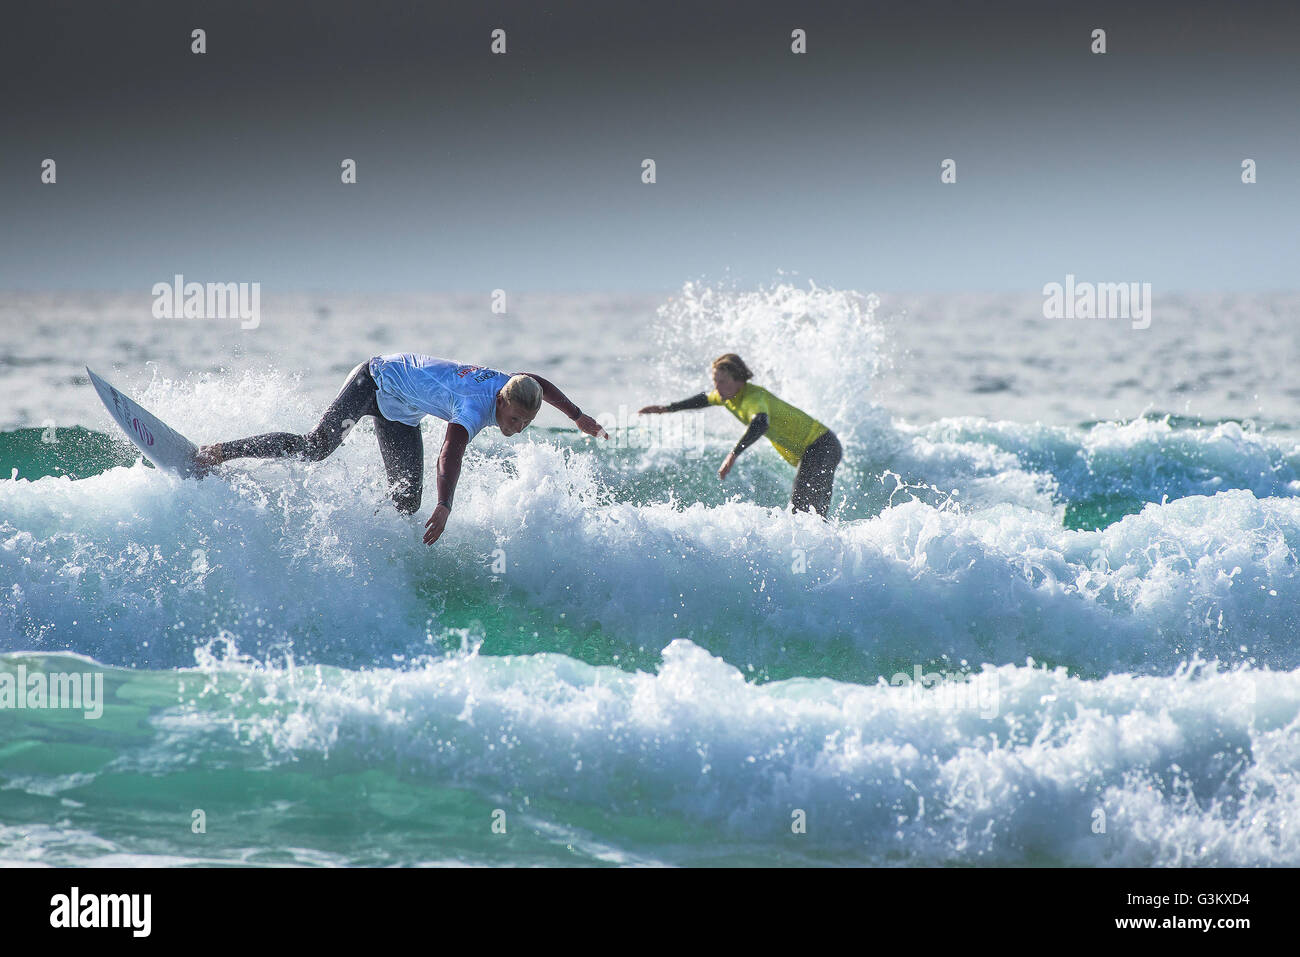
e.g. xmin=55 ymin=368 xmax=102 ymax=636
xmin=86 ymin=367 xmax=199 ymax=478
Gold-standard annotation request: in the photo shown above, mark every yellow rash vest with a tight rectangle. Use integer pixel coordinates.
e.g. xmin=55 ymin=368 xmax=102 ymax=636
xmin=707 ymin=383 xmax=828 ymax=466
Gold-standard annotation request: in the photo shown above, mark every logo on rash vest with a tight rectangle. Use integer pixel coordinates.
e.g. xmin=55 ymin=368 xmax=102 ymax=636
xmin=456 ymin=365 xmax=499 ymax=383
xmin=131 ymin=417 xmax=154 ymax=446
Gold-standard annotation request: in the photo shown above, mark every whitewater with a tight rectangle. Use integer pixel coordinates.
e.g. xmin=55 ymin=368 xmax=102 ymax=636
xmin=1 ymin=284 xmax=1298 ymax=866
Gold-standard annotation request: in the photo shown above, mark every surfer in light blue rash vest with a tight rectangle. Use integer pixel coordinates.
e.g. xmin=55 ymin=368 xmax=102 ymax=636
xmin=195 ymin=354 xmax=609 ymax=544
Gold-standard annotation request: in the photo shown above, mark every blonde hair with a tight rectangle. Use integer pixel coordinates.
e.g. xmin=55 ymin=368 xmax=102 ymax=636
xmin=501 ymin=374 xmax=543 ymax=413
xmin=711 ymin=353 xmax=753 ymax=382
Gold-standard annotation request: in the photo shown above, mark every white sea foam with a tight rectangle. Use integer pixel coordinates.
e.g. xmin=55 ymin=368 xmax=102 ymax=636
xmin=105 ymin=639 xmax=1299 ymax=866
xmin=3 ymin=428 xmax=1298 ymax=679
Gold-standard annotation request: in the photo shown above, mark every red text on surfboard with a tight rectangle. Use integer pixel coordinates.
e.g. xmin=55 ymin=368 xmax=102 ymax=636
xmin=131 ymin=417 xmax=155 ymax=446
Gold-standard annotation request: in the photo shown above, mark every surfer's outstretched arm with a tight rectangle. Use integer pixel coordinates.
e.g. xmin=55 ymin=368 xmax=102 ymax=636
xmin=718 ymin=413 xmax=768 ymax=481
xmin=519 ymin=372 xmax=609 ymax=438
xmin=424 ymin=423 xmax=468 ymax=545
xmin=639 ymin=393 xmax=710 ymax=414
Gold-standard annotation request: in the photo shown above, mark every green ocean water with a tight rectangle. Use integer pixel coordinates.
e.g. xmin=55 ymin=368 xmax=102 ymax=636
xmin=1 ymin=427 xmax=139 ymax=481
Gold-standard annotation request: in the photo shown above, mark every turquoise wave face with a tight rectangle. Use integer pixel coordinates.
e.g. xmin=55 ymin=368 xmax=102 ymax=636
xmin=0 ymin=426 xmax=139 ymax=481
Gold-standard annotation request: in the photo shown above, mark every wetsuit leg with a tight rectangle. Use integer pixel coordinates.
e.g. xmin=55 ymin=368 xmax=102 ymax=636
xmin=373 ymin=415 xmax=424 ymax=514
xmin=791 ymin=429 xmax=842 ymax=518
xmin=217 ymin=360 xmax=379 ymax=462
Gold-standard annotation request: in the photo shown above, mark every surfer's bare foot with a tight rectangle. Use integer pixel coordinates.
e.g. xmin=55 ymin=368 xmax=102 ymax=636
xmin=194 ymin=444 xmax=224 ymax=475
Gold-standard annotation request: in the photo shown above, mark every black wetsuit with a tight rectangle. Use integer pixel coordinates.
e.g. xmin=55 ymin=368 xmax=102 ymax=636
xmin=790 ymin=430 xmax=842 ymax=517
xmin=214 ymin=359 xmax=424 ymax=513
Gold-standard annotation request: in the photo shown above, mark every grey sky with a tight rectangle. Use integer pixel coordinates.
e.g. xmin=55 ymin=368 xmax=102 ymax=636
xmin=2 ymin=0 xmax=1296 ymax=293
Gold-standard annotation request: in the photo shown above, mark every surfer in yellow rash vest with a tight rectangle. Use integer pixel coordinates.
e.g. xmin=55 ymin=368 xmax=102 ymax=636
xmin=639 ymin=353 xmax=842 ymax=518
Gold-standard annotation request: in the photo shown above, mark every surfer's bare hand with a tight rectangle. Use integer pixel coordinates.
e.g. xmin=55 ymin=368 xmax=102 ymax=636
xmin=718 ymin=453 xmax=736 ymax=481
xmin=575 ymin=414 xmax=609 ymax=439
xmin=638 ymin=405 xmax=667 ymax=415
xmin=423 ymin=504 xmax=450 ymax=545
